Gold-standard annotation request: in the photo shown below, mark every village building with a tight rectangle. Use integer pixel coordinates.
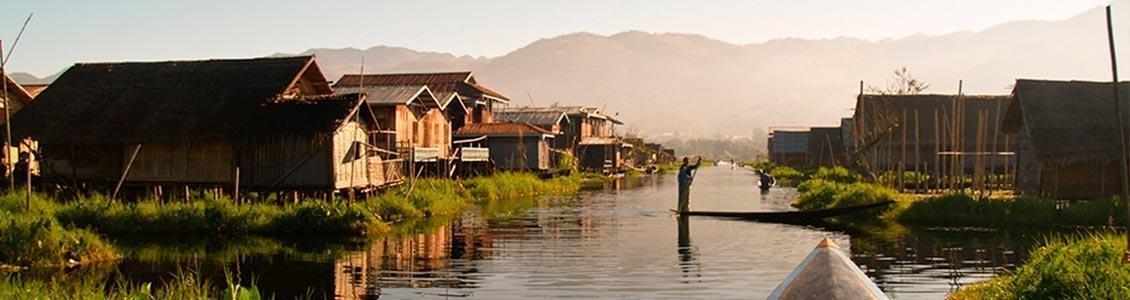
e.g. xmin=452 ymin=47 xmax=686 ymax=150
xmin=850 ymin=94 xmax=1014 ymax=178
xmin=496 ymin=106 xmax=623 ymax=150
xmin=768 ymin=128 xmax=809 ymax=167
xmin=333 ymin=72 xmax=509 ymax=132
xmin=9 ymin=56 xmax=402 ymax=196
xmin=806 ymin=127 xmax=845 ymax=168
xmin=1 ymin=74 xmax=37 ymax=179
xmin=453 ymin=123 xmax=556 ymax=171
xmin=494 ymin=109 xmax=571 ymax=149
xmin=1003 ymin=79 xmax=1125 ymax=199
xmin=333 ymin=84 xmax=453 ymax=163
xmin=496 ymin=106 xmax=626 ymax=172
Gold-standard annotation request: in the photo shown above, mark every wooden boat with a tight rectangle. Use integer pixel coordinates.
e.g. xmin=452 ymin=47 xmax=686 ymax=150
xmin=768 ymin=237 xmax=888 ymax=300
xmin=674 ymin=201 xmax=893 ymax=224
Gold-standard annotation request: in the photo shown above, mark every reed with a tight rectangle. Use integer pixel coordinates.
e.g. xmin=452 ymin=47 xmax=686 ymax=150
xmin=0 ymin=268 xmax=264 ymax=299
xmin=949 ymin=233 xmax=1129 ymax=300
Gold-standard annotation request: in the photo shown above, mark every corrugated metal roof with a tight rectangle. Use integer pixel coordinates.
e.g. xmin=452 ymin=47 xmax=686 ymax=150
xmin=494 ymin=110 xmax=568 ymax=127
xmin=333 ymin=72 xmax=510 ymax=105
xmin=335 ymin=84 xmax=439 ymax=108
xmin=500 ymin=106 xmax=623 ymax=124
xmin=454 ymin=122 xmax=553 ymax=136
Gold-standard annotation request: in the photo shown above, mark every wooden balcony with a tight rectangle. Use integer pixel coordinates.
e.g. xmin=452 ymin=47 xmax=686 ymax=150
xmin=460 ymin=147 xmax=490 ymax=162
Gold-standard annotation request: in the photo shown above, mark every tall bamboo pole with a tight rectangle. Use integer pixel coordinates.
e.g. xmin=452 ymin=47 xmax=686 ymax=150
xmin=915 ymin=109 xmax=921 ymax=192
xmin=0 ymin=40 xmax=11 ymax=192
xmin=900 ymin=109 xmax=907 ymax=192
xmin=1104 ymin=5 xmax=1130 ymax=263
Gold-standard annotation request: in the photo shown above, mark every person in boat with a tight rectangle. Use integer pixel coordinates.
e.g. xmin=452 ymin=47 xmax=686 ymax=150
xmin=677 ymin=156 xmax=703 ymax=214
xmin=759 ymin=169 xmax=775 ymax=188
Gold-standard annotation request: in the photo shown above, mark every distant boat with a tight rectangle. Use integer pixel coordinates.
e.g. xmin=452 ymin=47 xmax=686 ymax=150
xmin=768 ymin=237 xmax=889 ymax=300
xmin=673 ymin=201 xmax=893 ymax=225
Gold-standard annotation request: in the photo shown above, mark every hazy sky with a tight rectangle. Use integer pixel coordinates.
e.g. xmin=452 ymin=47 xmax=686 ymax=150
xmin=0 ymin=0 xmax=1112 ymax=76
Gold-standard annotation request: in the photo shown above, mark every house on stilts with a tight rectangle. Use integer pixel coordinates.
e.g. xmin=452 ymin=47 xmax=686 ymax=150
xmin=1003 ymin=79 xmax=1127 ymax=199
xmin=850 ymin=94 xmax=1014 ymax=187
xmin=9 ymin=56 xmax=403 ymax=199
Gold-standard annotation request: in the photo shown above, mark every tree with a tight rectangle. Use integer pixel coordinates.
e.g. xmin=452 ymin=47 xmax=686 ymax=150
xmin=868 ymin=67 xmax=930 ymax=95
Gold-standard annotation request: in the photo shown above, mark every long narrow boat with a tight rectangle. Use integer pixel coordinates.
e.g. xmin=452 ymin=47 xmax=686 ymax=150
xmin=674 ymin=201 xmax=893 ymax=224
xmin=768 ymin=237 xmax=889 ymax=300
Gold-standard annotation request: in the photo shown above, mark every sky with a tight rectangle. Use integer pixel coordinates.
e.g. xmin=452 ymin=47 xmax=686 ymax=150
xmin=0 ymin=0 xmax=1113 ymax=77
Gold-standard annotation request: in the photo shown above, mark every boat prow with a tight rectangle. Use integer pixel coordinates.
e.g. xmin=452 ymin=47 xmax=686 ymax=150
xmin=768 ymin=237 xmax=888 ymax=300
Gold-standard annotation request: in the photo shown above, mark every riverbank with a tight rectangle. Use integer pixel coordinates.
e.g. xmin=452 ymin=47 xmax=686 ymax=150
xmin=0 ymin=172 xmax=607 ymax=270
xmin=948 ymin=233 xmax=1129 ymax=299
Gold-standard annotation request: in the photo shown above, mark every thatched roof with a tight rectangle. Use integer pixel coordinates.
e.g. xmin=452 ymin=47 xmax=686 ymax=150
xmin=10 ymin=56 xmax=332 ymax=143
xmin=243 ymin=93 xmax=373 ymax=137
xmin=768 ymin=238 xmax=888 ymax=300
xmin=853 ymin=94 xmax=1012 ymax=150
xmin=333 ymin=72 xmax=510 ymax=107
xmin=1004 ymin=79 xmax=1129 ymax=165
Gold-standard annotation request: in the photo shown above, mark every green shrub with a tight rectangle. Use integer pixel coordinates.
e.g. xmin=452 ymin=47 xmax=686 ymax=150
xmin=0 ymin=211 xmax=115 ymax=267
xmin=898 ymin=194 xmax=1126 ymax=229
xmin=269 ymin=201 xmax=386 ymax=236
xmin=794 ymin=180 xmax=896 ymax=212
xmin=950 ymin=233 xmax=1130 ymax=300
xmin=811 ymin=167 xmax=860 ymax=184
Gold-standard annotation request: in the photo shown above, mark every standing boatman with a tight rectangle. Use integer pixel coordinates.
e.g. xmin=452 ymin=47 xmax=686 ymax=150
xmin=677 ymin=156 xmax=703 ymax=214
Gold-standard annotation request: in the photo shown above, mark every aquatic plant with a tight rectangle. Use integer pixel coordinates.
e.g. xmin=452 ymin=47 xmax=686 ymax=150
xmin=897 ymin=194 xmax=1126 ymax=229
xmin=793 ymin=180 xmax=897 ymax=212
xmin=949 ymin=233 xmax=1130 ymax=300
xmin=811 ymin=166 xmax=860 ymax=184
xmin=0 ymin=268 xmax=264 ymax=299
xmin=770 ymin=167 xmax=808 ymax=186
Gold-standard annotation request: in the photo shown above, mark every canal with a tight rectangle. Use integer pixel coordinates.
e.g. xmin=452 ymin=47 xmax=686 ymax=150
xmin=106 ymin=166 xmax=1041 ymax=299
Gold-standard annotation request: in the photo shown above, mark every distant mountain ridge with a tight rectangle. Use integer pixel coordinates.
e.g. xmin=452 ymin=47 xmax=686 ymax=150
xmin=17 ymin=6 xmax=1115 ymax=138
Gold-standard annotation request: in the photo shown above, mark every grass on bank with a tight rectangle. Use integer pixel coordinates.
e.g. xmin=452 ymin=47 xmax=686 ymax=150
xmin=2 ymin=172 xmax=599 ymax=268
xmin=1 ymin=268 xmax=264 ymax=300
xmin=897 ymin=194 xmax=1127 ymax=229
xmin=792 ymin=167 xmax=897 ymax=215
xmin=949 ymin=233 xmax=1130 ymax=300
xmin=0 ymin=193 xmax=116 ymax=268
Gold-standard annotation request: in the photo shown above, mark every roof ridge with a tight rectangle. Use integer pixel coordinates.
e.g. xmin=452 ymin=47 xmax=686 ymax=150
xmin=72 ymin=55 xmax=313 ymax=67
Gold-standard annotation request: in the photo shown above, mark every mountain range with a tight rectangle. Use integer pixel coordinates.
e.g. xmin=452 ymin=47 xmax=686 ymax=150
xmin=12 ymin=6 xmax=1117 ymax=139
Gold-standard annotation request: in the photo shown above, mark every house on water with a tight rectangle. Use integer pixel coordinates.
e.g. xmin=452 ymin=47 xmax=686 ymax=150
xmin=497 ymin=106 xmax=626 ymax=173
xmin=768 ymin=128 xmax=809 ymax=167
xmin=333 ymin=84 xmax=452 ymax=164
xmin=453 ymin=123 xmax=556 ymax=171
xmin=9 ymin=56 xmax=402 ymax=197
xmin=806 ymin=127 xmax=844 ymax=168
xmin=1 ymin=73 xmax=38 ymax=178
xmin=333 ymin=72 xmax=510 ymax=132
xmin=851 ymin=94 xmax=1014 ymax=180
xmin=1003 ymin=79 xmax=1126 ymax=199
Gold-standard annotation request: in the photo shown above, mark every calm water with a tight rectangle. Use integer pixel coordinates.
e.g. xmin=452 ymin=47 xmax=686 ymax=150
xmin=98 ymin=167 xmax=1042 ymax=299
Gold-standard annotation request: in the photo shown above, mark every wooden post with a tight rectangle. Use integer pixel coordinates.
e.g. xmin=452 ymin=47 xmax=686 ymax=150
xmin=899 ymin=109 xmax=907 ymax=192
xmin=1104 ymin=6 xmax=1130 ymax=263
xmin=1 ymin=39 xmax=12 ymax=191
xmin=915 ymin=109 xmax=921 ymax=193
xmin=112 ymin=144 xmax=143 ymax=201
xmin=934 ymin=109 xmax=941 ymax=194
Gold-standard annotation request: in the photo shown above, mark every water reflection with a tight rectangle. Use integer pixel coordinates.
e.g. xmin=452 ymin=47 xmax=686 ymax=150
xmin=676 ymin=216 xmax=702 ymax=283
xmin=91 ymin=167 xmax=1050 ymax=299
